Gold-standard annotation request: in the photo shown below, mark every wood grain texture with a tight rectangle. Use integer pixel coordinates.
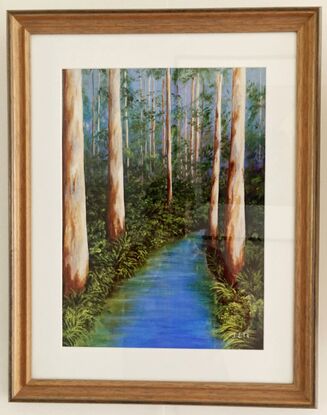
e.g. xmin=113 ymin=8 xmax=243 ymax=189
xmin=9 ymin=13 xmax=32 ymax=400
xmin=8 ymin=8 xmax=320 ymax=407
xmin=293 ymin=10 xmax=320 ymax=404
xmin=8 ymin=8 xmax=317 ymax=34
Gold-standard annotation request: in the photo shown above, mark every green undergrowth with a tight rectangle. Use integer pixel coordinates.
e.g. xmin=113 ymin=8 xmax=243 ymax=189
xmin=63 ymin=168 xmax=208 ymax=347
xmin=206 ymin=234 xmax=264 ymax=349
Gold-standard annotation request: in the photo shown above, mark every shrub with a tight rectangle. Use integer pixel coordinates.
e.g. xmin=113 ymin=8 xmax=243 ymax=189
xmin=207 ymin=239 xmax=264 ymax=350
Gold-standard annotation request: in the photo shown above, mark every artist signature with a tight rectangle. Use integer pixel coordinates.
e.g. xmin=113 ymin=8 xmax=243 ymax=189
xmin=231 ymin=332 xmax=250 ymax=339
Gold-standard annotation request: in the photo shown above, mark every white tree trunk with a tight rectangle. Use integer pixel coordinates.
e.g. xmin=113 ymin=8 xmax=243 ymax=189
xmin=124 ymin=69 xmax=129 ymax=168
xmin=91 ymin=70 xmax=96 ymax=156
xmin=166 ymin=68 xmax=173 ymax=205
xmin=195 ymin=72 xmax=201 ymax=162
xmin=151 ymin=76 xmax=156 ymax=157
xmin=190 ymin=76 xmax=196 ymax=175
xmin=139 ymin=73 xmax=146 ymax=158
xmin=208 ymin=73 xmax=223 ymax=247
xmin=183 ymin=87 xmax=188 ymax=174
xmin=63 ymin=69 xmax=89 ymax=295
xmin=162 ymin=78 xmax=166 ymax=157
xmin=176 ymin=80 xmax=181 ymax=149
xmin=225 ymin=67 xmax=246 ymax=285
xmin=96 ymin=70 xmax=101 ymax=154
xmin=148 ymin=75 xmax=152 ymax=156
xmin=107 ymin=69 xmax=125 ymax=240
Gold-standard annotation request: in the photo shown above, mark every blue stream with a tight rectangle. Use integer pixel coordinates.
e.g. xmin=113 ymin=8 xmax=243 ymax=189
xmin=87 ymin=231 xmax=223 ymax=349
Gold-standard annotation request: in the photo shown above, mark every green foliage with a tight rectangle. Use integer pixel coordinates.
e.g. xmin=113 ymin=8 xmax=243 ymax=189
xmin=245 ymin=167 xmax=265 ymax=205
xmin=207 ymin=237 xmax=264 ymax=349
xmin=63 ymin=164 xmax=205 ymax=346
xmin=247 ymin=81 xmax=266 ymax=128
xmin=63 ymin=305 xmax=94 ymax=347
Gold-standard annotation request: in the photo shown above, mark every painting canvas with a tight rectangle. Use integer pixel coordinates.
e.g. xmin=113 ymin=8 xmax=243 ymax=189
xmin=62 ymin=67 xmax=265 ymax=350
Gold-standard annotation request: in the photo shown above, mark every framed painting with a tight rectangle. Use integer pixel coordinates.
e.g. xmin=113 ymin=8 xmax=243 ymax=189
xmin=9 ymin=8 xmax=320 ymax=406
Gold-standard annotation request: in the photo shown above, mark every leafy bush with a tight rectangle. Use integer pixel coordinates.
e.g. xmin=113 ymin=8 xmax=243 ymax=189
xmin=207 ymin=239 xmax=264 ymax=350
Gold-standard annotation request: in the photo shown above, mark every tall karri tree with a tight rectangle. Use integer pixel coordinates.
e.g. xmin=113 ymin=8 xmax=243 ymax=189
xmin=190 ymin=75 xmax=196 ymax=175
xmin=208 ymin=72 xmax=223 ymax=248
xmin=63 ymin=69 xmax=89 ymax=295
xmin=107 ymin=68 xmax=125 ymax=240
xmin=195 ymin=71 xmax=201 ymax=162
xmin=151 ymin=75 xmax=156 ymax=157
xmin=225 ymin=67 xmax=246 ymax=285
xmin=166 ymin=68 xmax=173 ymax=204
xmin=161 ymin=77 xmax=166 ymax=157
xmin=123 ymin=69 xmax=129 ymax=168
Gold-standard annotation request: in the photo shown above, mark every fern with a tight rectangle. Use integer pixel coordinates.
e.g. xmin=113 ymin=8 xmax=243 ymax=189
xmin=207 ymin=239 xmax=264 ymax=350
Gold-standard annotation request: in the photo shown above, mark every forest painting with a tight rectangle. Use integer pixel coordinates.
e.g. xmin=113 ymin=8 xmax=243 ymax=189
xmin=62 ymin=67 xmax=265 ymax=350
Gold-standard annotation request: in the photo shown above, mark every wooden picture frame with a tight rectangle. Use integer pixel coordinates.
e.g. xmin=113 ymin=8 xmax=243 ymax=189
xmin=9 ymin=8 xmax=320 ymax=407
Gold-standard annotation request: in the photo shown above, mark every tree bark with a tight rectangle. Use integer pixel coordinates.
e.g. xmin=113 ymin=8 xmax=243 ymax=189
xmin=184 ymin=109 xmax=188 ymax=174
xmin=161 ymin=78 xmax=166 ymax=157
xmin=107 ymin=69 xmax=125 ymax=240
xmin=96 ymin=70 xmax=101 ymax=155
xmin=139 ymin=73 xmax=147 ymax=159
xmin=201 ymin=79 xmax=205 ymax=142
xmin=124 ymin=69 xmax=129 ymax=168
xmin=166 ymin=68 xmax=173 ymax=205
xmin=183 ymin=86 xmax=188 ymax=174
xmin=225 ymin=67 xmax=246 ymax=285
xmin=190 ymin=76 xmax=196 ymax=175
xmin=91 ymin=70 xmax=96 ymax=156
xmin=176 ymin=80 xmax=181 ymax=149
xmin=148 ymin=75 xmax=152 ymax=156
xmin=195 ymin=72 xmax=201 ymax=162
xmin=151 ymin=76 xmax=156 ymax=157
xmin=63 ymin=69 xmax=89 ymax=296
xmin=208 ymin=73 xmax=223 ymax=248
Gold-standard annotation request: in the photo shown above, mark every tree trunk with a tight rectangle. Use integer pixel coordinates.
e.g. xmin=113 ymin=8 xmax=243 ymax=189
xmin=91 ymin=70 xmax=96 ymax=156
xmin=184 ymin=109 xmax=188 ymax=174
xmin=176 ymin=80 xmax=181 ymax=149
xmin=225 ymin=68 xmax=246 ymax=285
xmin=195 ymin=72 xmax=201 ymax=162
xmin=124 ymin=69 xmax=129 ymax=168
xmin=190 ymin=76 xmax=196 ymax=175
xmin=139 ymin=73 xmax=147 ymax=159
xmin=183 ymin=87 xmax=188 ymax=174
xmin=151 ymin=76 xmax=156 ymax=157
xmin=201 ymin=79 xmax=205 ymax=142
xmin=143 ymin=83 xmax=148 ymax=158
xmin=148 ymin=75 xmax=152 ymax=156
xmin=166 ymin=68 xmax=173 ymax=205
xmin=63 ymin=69 xmax=89 ymax=296
xmin=161 ymin=78 xmax=166 ymax=157
xmin=96 ymin=70 xmax=101 ymax=155
xmin=139 ymin=75 xmax=145 ymax=182
xmin=208 ymin=73 xmax=223 ymax=248
xmin=107 ymin=69 xmax=125 ymax=240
